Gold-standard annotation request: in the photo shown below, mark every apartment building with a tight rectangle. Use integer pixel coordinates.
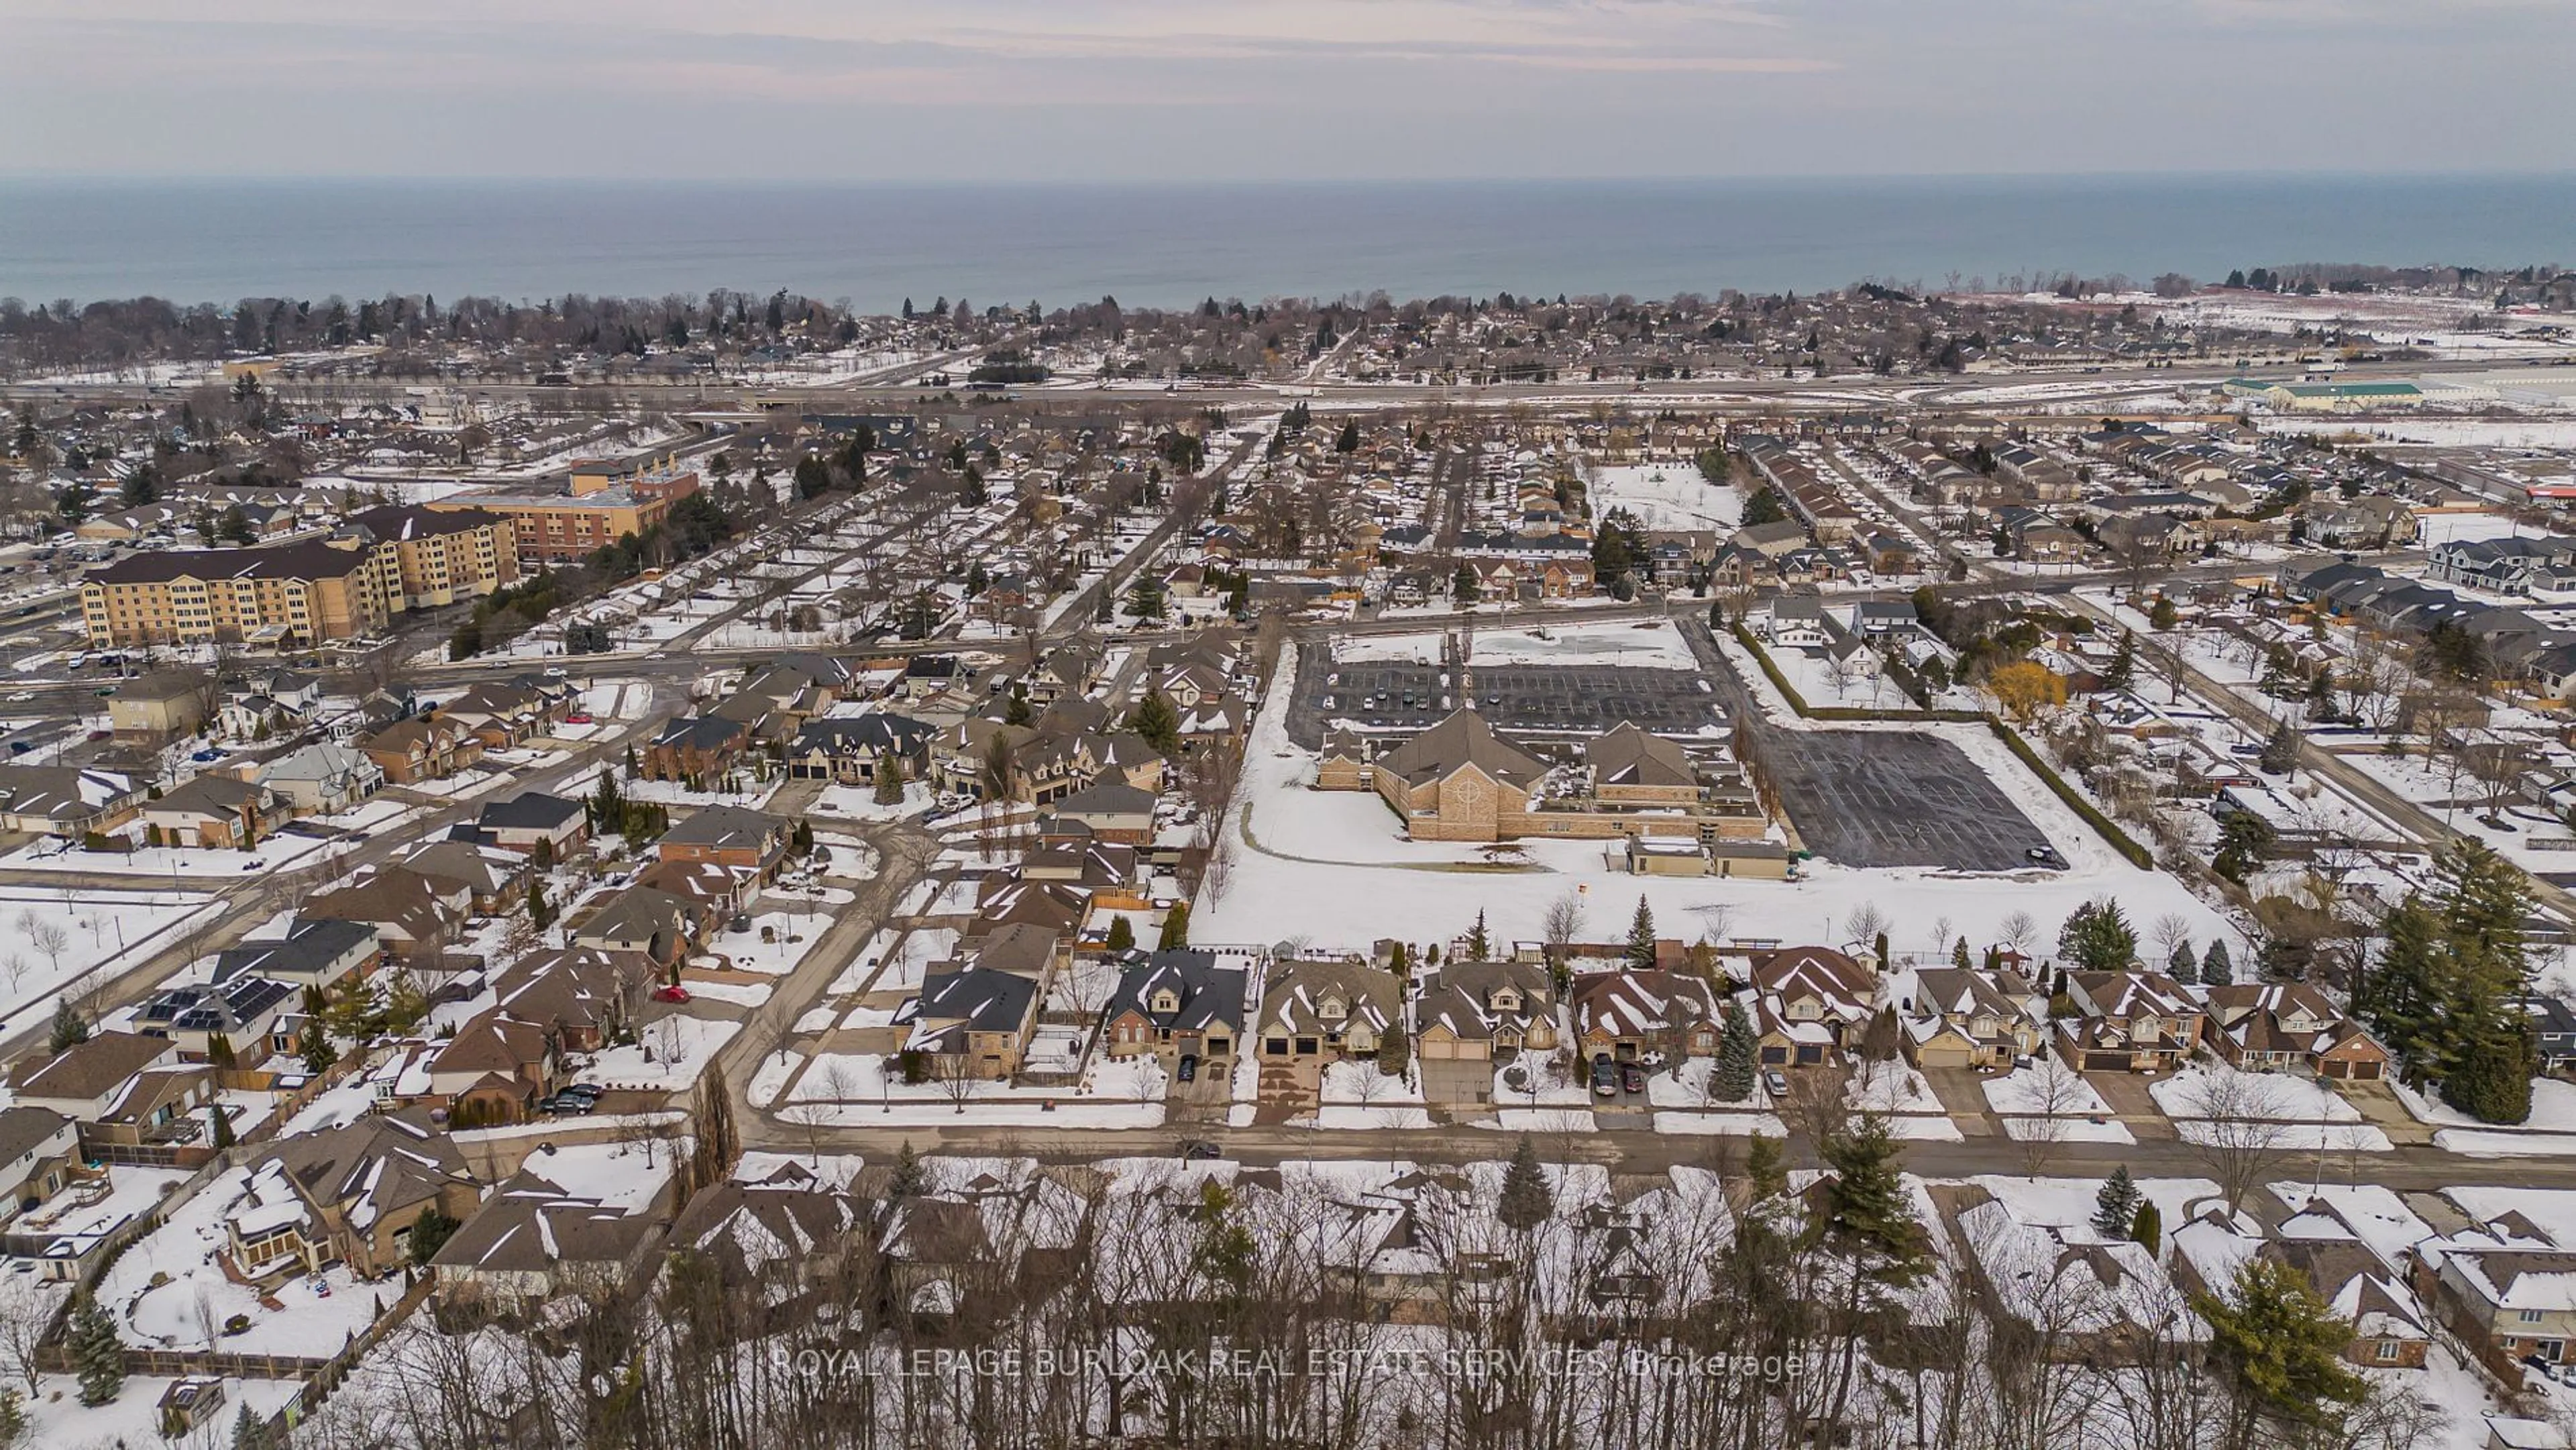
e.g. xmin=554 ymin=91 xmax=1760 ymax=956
xmin=437 ymin=458 xmax=698 ymax=566
xmin=345 ymin=503 xmax=521 ymax=607
xmin=80 ymin=538 xmax=398 ymax=647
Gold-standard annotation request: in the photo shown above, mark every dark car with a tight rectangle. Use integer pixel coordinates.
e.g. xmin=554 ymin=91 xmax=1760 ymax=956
xmin=537 ymin=1094 xmax=595 ymax=1115
xmin=1618 ymin=1063 xmax=1646 ymax=1095
xmin=1177 ymin=1055 xmax=1198 ymax=1083
xmin=1178 ymin=1139 xmax=1222 ymax=1161
xmin=1591 ymin=1058 xmax=1619 ymax=1098
xmin=557 ymin=1083 xmax=605 ymax=1102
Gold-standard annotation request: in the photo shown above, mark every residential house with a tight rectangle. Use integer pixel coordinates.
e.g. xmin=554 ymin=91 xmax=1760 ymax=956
xmin=9 ymin=1033 xmax=179 ymax=1122
xmin=2199 ymin=982 xmax=2392 ymax=1080
xmin=428 ymin=1011 xmax=559 ymax=1122
xmin=1899 ymin=966 xmax=2044 ymax=1070
xmin=2057 ymin=971 xmax=2206 ymax=1072
xmin=657 ymin=805 xmax=792 ymax=880
xmin=900 ymin=967 xmax=1041 ymax=1080
xmin=360 ymin=713 xmax=483 ymax=785
xmin=0 ymin=766 xmax=143 ymax=837
xmin=254 ymin=741 xmax=384 ymax=815
xmin=1100 ymin=947 xmax=1252 ymax=1074
xmin=301 ymin=868 xmax=470 ymax=964
xmin=1958 ymin=1190 xmax=2190 ymax=1365
xmin=493 ymin=948 xmax=655 ymax=1053
xmin=1412 ymin=960 xmax=1558 ymax=1105
xmin=1046 ymin=779 xmax=1158 ymax=845
xmin=641 ymin=715 xmax=750 ymax=785
xmin=1254 ymin=958 xmax=1401 ymax=1097
xmin=231 ymin=1110 xmax=480 ymax=1281
xmin=140 ymin=772 xmax=278 ymax=848
xmin=0 ymin=1107 xmax=80 ymax=1221
xmin=133 ymin=976 xmax=297 ymax=1065
xmin=784 ymin=713 xmax=936 ymax=784
xmin=1572 ymin=970 xmax=1721 ymax=1066
xmin=209 ymin=919 xmax=380 ymax=994
xmin=573 ymin=886 xmax=713 ymax=969
xmin=475 ymin=791 xmax=588 ymax=857
xmin=402 ymin=839 xmax=532 ymax=917
xmin=430 ymin=1172 xmax=657 ymax=1316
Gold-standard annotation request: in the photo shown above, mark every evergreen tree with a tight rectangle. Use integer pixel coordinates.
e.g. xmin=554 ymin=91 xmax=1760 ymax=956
xmin=1335 ymin=419 xmax=1360 ymax=453
xmin=207 ymin=1102 xmax=234 ymax=1151
xmin=48 ymin=998 xmax=87 ymax=1052
xmin=2091 ymin=1166 xmax=2141 ymax=1238
xmin=1951 ymin=936 xmax=1972 ymax=970
xmin=2103 ymin=629 xmax=2137 ymax=692
xmin=1157 ymin=900 xmax=1191 ymax=951
xmin=873 ymin=750 xmax=908 ymax=806
xmin=299 ymin=1016 xmax=335 ymax=1074
xmin=2200 ymin=937 xmax=2235 ymax=987
xmin=2195 ymin=1257 xmax=2367 ymax=1449
xmin=888 ymin=1140 xmax=926 ymax=1200
xmin=1465 ymin=909 xmax=1489 ymax=960
xmin=1713 ymin=997 xmax=1758 ymax=1103
xmin=1002 ymin=689 xmax=1032 ymax=726
xmin=229 ymin=1401 xmax=267 ymax=1450
xmin=1128 ymin=688 xmax=1182 ymax=755
xmin=2257 ymin=719 xmax=2300 ymax=776
xmin=68 ymin=1292 xmax=121 ymax=1405
xmin=2168 ymin=941 xmax=2199 ymax=985
xmin=408 ymin=1203 xmax=458 ymax=1266
xmin=2057 ymin=898 xmax=2139 ymax=972
xmin=1376 ymin=1025 xmax=1409 ymax=1077
xmin=1104 ymin=916 xmax=1136 ymax=952
xmin=2129 ymin=1200 xmax=2161 ymax=1255
xmin=1496 ymin=1135 xmax=1552 ymax=1233
xmin=1623 ymin=895 xmax=1658 ymax=969
xmin=528 ymin=881 xmax=554 ymax=931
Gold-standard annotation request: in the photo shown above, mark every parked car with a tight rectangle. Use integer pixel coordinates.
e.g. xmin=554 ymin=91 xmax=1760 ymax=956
xmin=1591 ymin=1059 xmax=1619 ymax=1098
xmin=1764 ymin=1070 xmax=1790 ymax=1098
xmin=1618 ymin=1063 xmax=1645 ymax=1095
xmin=1177 ymin=1055 xmax=1198 ymax=1083
xmin=1179 ymin=1139 xmax=1222 ymax=1161
xmin=556 ymin=1083 xmax=605 ymax=1102
xmin=653 ymin=984 xmax=692 ymax=1004
xmin=536 ymin=1094 xmax=595 ymax=1115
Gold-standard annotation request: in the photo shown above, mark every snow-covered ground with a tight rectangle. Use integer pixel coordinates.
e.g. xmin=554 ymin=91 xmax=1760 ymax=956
xmin=576 ymin=1015 xmax=742 ymax=1092
xmin=2149 ymin=1062 xmax=2365 ymax=1124
xmin=98 ymin=1165 xmax=393 ymax=1359
xmin=1586 ymin=462 xmax=1742 ymax=533
xmin=1331 ymin=619 xmax=1702 ymax=672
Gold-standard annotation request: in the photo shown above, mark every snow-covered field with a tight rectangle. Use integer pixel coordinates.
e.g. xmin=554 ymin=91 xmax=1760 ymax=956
xmin=99 ymin=1165 xmax=392 ymax=1359
xmin=1330 ymin=619 xmax=1703 ymax=672
xmin=1586 ymin=463 xmax=1742 ymax=533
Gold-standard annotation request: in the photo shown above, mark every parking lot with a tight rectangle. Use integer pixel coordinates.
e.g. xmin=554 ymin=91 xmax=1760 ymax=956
xmin=1758 ymin=729 xmax=2046 ymax=872
xmin=1289 ymin=662 xmax=1724 ymax=747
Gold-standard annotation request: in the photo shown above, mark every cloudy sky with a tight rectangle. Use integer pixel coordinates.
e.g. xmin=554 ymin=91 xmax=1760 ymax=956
xmin=1 ymin=0 xmax=2564 ymax=180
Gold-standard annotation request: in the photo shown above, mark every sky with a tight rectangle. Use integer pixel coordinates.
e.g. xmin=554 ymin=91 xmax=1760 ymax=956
xmin=0 ymin=0 xmax=2567 ymax=181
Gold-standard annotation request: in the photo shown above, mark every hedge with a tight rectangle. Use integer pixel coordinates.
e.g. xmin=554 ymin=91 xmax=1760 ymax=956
xmin=1986 ymin=718 xmax=2155 ymax=870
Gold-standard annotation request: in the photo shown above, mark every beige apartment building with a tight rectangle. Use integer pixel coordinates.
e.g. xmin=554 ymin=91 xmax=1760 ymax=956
xmin=79 ymin=505 xmax=517 ymax=648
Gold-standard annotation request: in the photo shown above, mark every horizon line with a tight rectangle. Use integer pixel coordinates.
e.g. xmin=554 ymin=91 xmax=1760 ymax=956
xmin=5 ymin=168 xmax=2575 ymax=188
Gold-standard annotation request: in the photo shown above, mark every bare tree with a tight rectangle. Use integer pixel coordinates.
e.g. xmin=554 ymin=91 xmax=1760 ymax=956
xmin=2149 ymin=913 xmax=2193 ymax=966
xmin=2011 ymin=1056 xmax=2090 ymax=1178
xmin=1998 ymin=910 xmax=2037 ymax=957
xmin=1843 ymin=901 xmax=1890 ymax=956
xmin=931 ymin=1053 xmax=988 ymax=1115
xmin=25 ymin=919 xmax=66 ymax=982
xmin=2182 ymin=1069 xmax=2296 ymax=1214
xmin=1540 ymin=888 xmax=1586 ymax=962
xmin=0 ymin=1273 xmax=48 ymax=1394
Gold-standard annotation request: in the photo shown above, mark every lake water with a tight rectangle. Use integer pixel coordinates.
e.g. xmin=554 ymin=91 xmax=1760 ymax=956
xmin=1 ymin=174 xmax=2569 ymax=311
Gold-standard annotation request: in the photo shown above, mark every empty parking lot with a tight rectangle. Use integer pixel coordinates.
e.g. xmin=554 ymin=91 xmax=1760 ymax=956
xmin=1289 ymin=662 xmax=1723 ymax=747
xmin=1756 ymin=730 xmax=2046 ymax=872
